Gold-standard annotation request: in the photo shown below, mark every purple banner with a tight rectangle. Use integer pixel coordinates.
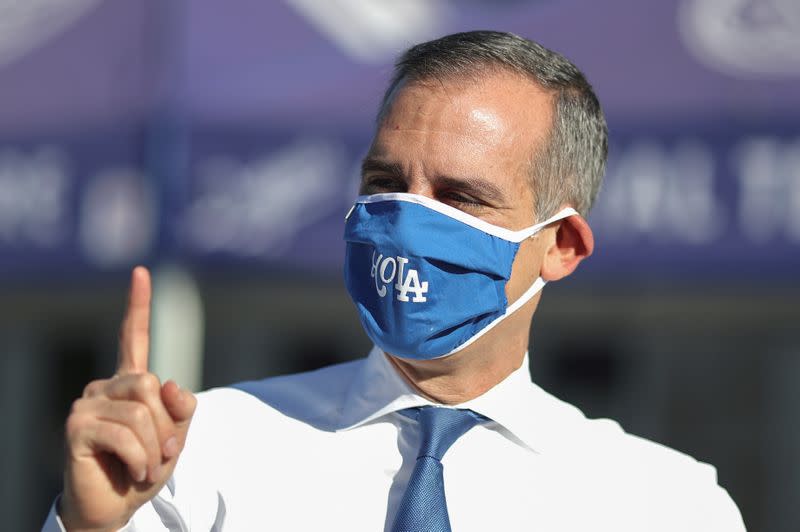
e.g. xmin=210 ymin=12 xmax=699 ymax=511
xmin=0 ymin=0 xmax=798 ymax=280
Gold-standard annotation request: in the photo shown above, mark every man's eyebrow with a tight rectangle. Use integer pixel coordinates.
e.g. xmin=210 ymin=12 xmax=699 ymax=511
xmin=360 ymin=157 xmax=404 ymax=179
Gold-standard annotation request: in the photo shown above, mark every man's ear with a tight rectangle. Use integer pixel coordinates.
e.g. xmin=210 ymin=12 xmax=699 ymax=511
xmin=540 ymin=213 xmax=594 ymax=282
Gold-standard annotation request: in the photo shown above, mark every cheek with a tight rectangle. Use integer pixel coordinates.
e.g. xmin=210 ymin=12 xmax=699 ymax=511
xmin=504 ymin=237 xmax=544 ymax=303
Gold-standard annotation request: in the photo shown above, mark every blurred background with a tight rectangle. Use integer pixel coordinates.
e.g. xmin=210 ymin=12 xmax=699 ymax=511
xmin=0 ymin=0 xmax=798 ymax=530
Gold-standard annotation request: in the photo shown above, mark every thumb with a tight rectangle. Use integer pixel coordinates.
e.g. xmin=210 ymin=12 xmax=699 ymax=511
xmin=161 ymin=380 xmax=197 ymax=428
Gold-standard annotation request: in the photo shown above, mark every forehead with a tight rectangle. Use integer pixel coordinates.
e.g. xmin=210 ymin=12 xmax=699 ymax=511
xmin=373 ymin=71 xmax=553 ymax=172
xmin=379 ymin=70 xmax=554 ymax=148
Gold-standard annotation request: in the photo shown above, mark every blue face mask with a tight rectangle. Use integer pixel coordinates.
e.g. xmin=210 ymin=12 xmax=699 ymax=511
xmin=343 ymin=193 xmax=577 ymax=360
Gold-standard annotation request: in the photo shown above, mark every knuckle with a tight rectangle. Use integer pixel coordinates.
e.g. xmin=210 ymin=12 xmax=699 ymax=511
xmin=71 ymin=397 xmax=98 ymax=415
xmin=129 ymin=402 xmax=150 ymax=425
xmin=82 ymin=379 xmax=105 ymax=398
xmin=69 ymin=398 xmax=85 ymax=416
xmin=65 ymin=411 xmax=88 ymax=439
xmin=136 ymin=373 xmax=161 ymax=396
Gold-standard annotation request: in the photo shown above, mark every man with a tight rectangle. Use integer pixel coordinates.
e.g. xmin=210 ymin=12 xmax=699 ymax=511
xmin=44 ymin=31 xmax=745 ymax=531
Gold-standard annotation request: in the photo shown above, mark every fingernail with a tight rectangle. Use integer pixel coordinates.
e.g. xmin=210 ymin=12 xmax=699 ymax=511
xmin=163 ymin=436 xmax=179 ymax=458
xmin=137 ymin=468 xmax=147 ymax=483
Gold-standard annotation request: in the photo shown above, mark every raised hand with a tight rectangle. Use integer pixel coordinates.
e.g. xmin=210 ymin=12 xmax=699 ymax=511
xmin=60 ymin=266 xmax=197 ymax=531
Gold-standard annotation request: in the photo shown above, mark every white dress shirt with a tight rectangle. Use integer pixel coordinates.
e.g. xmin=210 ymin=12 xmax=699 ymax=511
xmin=44 ymin=346 xmax=746 ymax=531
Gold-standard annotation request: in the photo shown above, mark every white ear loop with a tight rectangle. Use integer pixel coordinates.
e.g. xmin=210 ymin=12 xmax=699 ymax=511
xmin=436 ymin=277 xmax=547 ymax=358
xmin=437 ymin=208 xmax=577 ymax=358
xmin=513 ymin=207 xmax=579 ymax=242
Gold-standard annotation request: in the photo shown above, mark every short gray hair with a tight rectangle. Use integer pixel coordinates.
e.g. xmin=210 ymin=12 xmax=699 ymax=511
xmin=378 ymin=30 xmax=608 ymax=219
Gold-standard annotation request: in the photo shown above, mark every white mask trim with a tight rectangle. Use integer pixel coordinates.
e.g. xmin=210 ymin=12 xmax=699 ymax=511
xmin=434 ymin=276 xmax=547 ymax=358
xmin=351 ymin=193 xmax=578 ymax=243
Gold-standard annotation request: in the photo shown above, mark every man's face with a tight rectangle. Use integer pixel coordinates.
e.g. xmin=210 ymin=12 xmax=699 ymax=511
xmin=360 ymin=70 xmax=557 ymax=305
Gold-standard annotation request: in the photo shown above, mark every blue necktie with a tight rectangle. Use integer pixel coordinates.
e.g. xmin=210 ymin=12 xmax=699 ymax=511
xmin=391 ymin=407 xmax=485 ymax=532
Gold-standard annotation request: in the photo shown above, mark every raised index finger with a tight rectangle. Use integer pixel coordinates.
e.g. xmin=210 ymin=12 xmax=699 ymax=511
xmin=117 ymin=266 xmax=152 ymax=375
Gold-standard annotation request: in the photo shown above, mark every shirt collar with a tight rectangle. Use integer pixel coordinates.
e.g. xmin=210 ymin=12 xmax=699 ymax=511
xmin=338 ymin=345 xmax=569 ymax=454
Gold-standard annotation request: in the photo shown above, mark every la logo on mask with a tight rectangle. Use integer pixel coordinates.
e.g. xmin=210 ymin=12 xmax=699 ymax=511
xmin=370 ymin=250 xmax=429 ymax=303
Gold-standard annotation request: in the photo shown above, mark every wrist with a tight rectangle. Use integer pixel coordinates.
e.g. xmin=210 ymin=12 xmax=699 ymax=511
xmin=58 ymin=493 xmax=131 ymax=532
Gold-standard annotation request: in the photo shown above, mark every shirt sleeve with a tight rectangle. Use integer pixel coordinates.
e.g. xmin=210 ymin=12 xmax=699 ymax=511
xmin=40 ymin=478 xmax=223 ymax=532
xmin=40 ymin=496 xmax=137 ymax=532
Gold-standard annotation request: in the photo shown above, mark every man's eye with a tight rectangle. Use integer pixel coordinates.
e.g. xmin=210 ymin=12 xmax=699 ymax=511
xmin=361 ymin=177 xmax=404 ymax=194
xmin=442 ymin=191 xmax=482 ymax=208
